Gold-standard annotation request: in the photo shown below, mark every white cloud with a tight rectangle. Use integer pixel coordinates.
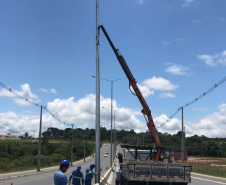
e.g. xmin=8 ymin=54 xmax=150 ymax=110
xmin=197 ymin=50 xmax=226 ymax=66
xmin=40 ymin=89 xmax=49 ymax=93
xmin=47 ymin=95 xmax=96 ymax=124
xmin=115 ymin=113 xmax=146 ymax=131
xmin=142 ymin=76 xmax=179 ymax=91
xmin=129 ymin=83 xmax=154 ymax=98
xmin=137 ymin=84 xmax=154 ymax=98
xmin=1 ymin=89 xmax=225 ymax=138
xmin=0 ymin=94 xmax=147 ymax=136
xmin=182 ymin=0 xmax=194 ymax=7
xmin=218 ymin=103 xmax=226 ymax=111
xmin=0 ymin=83 xmax=39 ymax=106
xmin=47 ymin=94 xmax=147 ymax=132
xmin=0 ymin=89 xmax=15 ymax=97
xmin=160 ymin=92 xmax=175 ymax=98
xmin=40 ymin=88 xmax=57 ymax=94
xmin=155 ymin=103 xmax=226 ymax=138
xmin=186 ymin=104 xmax=226 ymax=137
xmin=0 ymin=111 xmax=63 ymax=138
xmin=154 ymin=114 xmax=181 ymax=134
xmin=218 ymin=50 xmax=226 ymax=65
xmin=197 ymin=54 xmax=218 ymax=66
xmin=165 ymin=64 xmax=189 ymax=75
xmin=50 ymin=89 xmax=57 ymax=94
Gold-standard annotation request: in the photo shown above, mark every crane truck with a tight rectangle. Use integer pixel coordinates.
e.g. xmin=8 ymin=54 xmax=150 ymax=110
xmin=99 ymin=25 xmax=191 ymax=185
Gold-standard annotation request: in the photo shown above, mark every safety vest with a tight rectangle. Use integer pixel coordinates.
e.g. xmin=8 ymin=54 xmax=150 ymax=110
xmin=71 ymin=174 xmax=84 ymax=179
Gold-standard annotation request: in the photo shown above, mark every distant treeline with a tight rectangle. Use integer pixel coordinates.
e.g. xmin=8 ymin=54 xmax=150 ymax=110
xmin=40 ymin=127 xmax=226 ymax=157
xmin=1 ymin=127 xmax=225 ymax=173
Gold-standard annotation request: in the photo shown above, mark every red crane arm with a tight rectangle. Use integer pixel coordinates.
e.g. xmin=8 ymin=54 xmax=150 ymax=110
xmin=99 ymin=25 xmax=161 ymax=160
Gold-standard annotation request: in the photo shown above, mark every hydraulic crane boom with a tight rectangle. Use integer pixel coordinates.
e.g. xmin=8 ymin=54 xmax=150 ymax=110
xmin=99 ymin=25 xmax=161 ymax=160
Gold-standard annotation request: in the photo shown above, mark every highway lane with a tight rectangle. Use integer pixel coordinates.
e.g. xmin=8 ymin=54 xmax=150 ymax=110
xmin=0 ymin=144 xmax=112 ymax=185
xmin=190 ymin=173 xmax=226 ymax=185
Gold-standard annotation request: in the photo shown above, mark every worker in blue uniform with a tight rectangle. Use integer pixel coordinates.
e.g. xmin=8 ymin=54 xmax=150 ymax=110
xmin=69 ymin=165 xmax=84 ymax=185
xmin=54 ymin=160 xmax=70 ymax=185
xmin=85 ymin=164 xmax=96 ymax=185
xmin=115 ymin=164 xmax=122 ymax=185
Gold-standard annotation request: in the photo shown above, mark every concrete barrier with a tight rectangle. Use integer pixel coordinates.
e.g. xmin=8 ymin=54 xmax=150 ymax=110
xmin=97 ymin=153 xmax=118 ymax=185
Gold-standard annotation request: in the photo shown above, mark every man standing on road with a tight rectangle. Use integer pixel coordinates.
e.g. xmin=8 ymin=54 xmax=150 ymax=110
xmin=54 ymin=160 xmax=70 ymax=185
xmin=85 ymin=163 xmax=96 ymax=185
xmin=69 ymin=165 xmax=84 ymax=185
xmin=115 ymin=164 xmax=122 ymax=185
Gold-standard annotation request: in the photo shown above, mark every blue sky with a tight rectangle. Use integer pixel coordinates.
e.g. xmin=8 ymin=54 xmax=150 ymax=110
xmin=0 ymin=0 xmax=225 ymax=138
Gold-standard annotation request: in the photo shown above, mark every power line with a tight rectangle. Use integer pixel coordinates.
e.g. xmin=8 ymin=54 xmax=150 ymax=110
xmin=0 ymin=81 xmax=70 ymax=126
xmin=0 ymin=81 xmax=40 ymax=107
xmin=158 ymin=75 xmax=226 ymax=128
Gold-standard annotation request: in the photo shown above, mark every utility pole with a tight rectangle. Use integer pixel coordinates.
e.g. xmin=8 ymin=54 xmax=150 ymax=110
xmin=114 ymin=111 xmax=117 ymax=158
xmin=110 ymin=81 xmax=113 ymax=167
xmin=181 ymin=107 xmax=184 ymax=163
xmin=37 ymin=105 xmax=42 ymax=172
xmin=84 ymin=134 xmax=86 ymax=162
xmin=95 ymin=0 xmax=100 ymax=183
xmin=142 ymin=135 xmax=144 ymax=145
xmin=92 ymin=136 xmax=95 ymax=157
xmin=184 ymin=126 xmax=186 ymax=162
xmin=71 ymin=124 xmax=74 ymax=167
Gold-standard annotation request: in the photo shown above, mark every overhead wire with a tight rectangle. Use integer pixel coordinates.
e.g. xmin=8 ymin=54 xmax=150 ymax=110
xmin=0 ymin=81 xmax=70 ymax=126
xmin=0 ymin=81 xmax=40 ymax=107
xmin=158 ymin=75 xmax=226 ymax=128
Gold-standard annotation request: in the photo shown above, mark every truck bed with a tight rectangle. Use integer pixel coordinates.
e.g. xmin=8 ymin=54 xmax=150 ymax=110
xmin=121 ymin=161 xmax=191 ymax=185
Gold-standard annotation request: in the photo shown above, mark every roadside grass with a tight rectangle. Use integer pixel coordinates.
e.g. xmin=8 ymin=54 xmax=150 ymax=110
xmin=188 ymin=157 xmax=226 ymax=178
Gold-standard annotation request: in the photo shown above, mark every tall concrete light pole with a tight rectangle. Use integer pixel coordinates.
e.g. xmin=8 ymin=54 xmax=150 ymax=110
xmin=37 ymin=105 xmax=42 ymax=172
xmin=84 ymin=134 xmax=86 ymax=162
xmin=92 ymin=76 xmax=126 ymax=167
xmin=71 ymin=124 xmax=75 ymax=167
xmin=95 ymin=0 xmax=100 ymax=182
xmin=113 ymin=108 xmax=126 ymax=159
xmin=102 ymin=107 xmax=126 ymax=165
xmin=181 ymin=107 xmax=184 ymax=163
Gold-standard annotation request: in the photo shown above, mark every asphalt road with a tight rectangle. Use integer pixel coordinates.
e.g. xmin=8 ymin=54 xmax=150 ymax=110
xmin=0 ymin=144 xmax=112 ymax=185
xmin=190 ymin=173 xmax=226 ymax=185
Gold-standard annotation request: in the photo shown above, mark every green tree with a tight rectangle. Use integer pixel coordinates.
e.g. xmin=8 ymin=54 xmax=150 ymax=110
xmin=25 ymin=132 xmax=28 ymax=139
